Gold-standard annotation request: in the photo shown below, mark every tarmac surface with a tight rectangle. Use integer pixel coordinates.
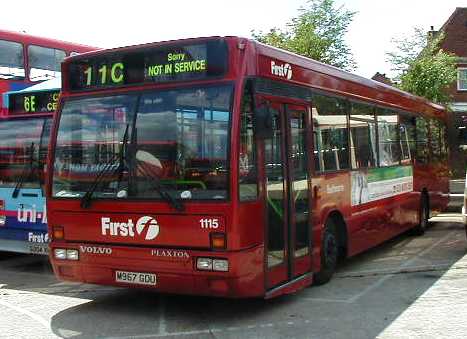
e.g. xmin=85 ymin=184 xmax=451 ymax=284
xmin=0 ymin=213 xmax=466 ymax=339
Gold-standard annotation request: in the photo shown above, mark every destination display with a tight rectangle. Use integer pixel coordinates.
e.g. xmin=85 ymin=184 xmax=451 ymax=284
xmin=8 ymin=90 xmax=60 ymax=115
xmin=68 ymin=40 xmax=228 ymax=91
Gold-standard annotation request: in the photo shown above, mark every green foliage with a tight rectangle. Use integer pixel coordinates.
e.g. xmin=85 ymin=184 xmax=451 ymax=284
xmin=387 ymin=28 xmax=457 ymax=105
xmin=251 ymin=0 xmax=356 ymax=71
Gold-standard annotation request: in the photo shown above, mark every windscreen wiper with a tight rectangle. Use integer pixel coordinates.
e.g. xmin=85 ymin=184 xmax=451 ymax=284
xmin=12 ymin=142 xmax=35 ymax=198
xmin=80 ymin=124 xmax=129 ymax=209
xmin=135 ymin=159 xmax=184 ymax=212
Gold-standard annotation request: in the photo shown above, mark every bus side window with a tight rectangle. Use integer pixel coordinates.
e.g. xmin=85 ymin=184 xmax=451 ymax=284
xmin=399 ymin=113 xmax=416 ymax=164
xmin=239 ymin=81 xmax=258 ymax=201
xmin=350 ymin=102 xmax=377 ymax=169
xmin=377 ymin=108 xmax=401 ymax=167
xmin=440 ymin=122 xmax=448 ymax=162
xmin=312 ymin=94 xmax=349 ymax=172
xmin=429 ymin=119 xmax=441 ymax=163
xmin=415 ymin=117 xmax=429 ymax=164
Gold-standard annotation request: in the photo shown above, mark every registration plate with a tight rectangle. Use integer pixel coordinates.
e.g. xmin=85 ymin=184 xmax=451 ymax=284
xmin=29 ymin=244 xmax=48 ymax=255
xmin=115 ymin=270 xmax=157 ymax=286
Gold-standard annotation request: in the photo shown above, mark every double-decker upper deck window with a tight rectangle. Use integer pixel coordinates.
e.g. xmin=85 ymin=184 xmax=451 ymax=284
xmin=28 ymin=45 xmax=66 ymax=82
xmin=312 ymin=94 xmax=349 ymax=172
xmin=0 ymin=40 xmax=25 ymax=80
xmin=458 ymin=68 xmax=467 ymax=91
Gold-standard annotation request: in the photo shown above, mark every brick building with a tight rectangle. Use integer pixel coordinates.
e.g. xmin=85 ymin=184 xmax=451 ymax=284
xmin=436 ymin=7 xmax=467 ymax=177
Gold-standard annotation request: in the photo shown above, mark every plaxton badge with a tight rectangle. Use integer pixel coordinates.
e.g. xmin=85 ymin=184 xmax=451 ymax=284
xmin=151 ymin=249 xmax=189 ymax=259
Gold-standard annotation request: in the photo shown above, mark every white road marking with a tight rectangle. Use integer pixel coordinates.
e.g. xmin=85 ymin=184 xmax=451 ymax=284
xmin=347 ymin=231 xmax=456 ymax=303
xmin=301 ymin=297 xmax=352 ymax=303
xmin=158 ymin=295 xmax=167 ymax=335
xmin=0 ymin=298 xmax=50 ymax=330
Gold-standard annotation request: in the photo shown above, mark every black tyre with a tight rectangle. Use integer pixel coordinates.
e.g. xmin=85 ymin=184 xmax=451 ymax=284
xmin=314 ymin=219 xmax=339 ymax=285
xmin=412 ymin=194 xmax=429 ymax=236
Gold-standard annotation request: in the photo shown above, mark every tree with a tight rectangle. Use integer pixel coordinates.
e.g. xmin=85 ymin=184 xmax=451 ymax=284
xmin=252 ymin=0 xmax=356 ymax=71
xmin=386 ymin=28 xmax=457 ymax=105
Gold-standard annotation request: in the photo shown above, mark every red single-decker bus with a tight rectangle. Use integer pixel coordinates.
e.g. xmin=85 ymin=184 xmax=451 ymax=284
xmin=46 ymin=37 xmax=449 ymax=298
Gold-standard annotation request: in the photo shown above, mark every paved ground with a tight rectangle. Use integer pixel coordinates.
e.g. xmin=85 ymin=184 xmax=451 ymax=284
xmin=0 ymin=213 xmax=466 ymax=339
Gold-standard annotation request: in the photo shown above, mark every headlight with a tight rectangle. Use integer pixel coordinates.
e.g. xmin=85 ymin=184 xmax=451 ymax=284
xmin=213 ymin=259 xmax=229 ymax=272
xmin=54 ymin=248 xmax=67 ymax=260
xmin=66 ymin=249 xmax=79 ymax=261
xmin=196 ymin=257 xmax=212 ymax=270
xmin=196 ymin=257 xmax=229 ymax=272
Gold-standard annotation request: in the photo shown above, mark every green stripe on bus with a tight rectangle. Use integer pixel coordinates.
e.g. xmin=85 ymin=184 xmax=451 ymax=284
xmin=367 ymin=166 xmax=413 ymax=183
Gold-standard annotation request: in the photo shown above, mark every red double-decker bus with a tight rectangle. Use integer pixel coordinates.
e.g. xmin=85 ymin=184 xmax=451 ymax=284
xmin=0 ymin=29 xmax=96 ymax=113
xmin=46 ymin=37 xmax=449 ymax=298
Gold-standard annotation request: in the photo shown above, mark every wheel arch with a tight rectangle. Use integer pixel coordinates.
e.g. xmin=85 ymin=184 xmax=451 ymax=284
xmin=323 ymin=209 xmax=349 ymax=260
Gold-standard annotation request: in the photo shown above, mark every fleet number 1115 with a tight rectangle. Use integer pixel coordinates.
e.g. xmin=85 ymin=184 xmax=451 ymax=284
xmin=200 ymin=218 xmax=219 ymax=229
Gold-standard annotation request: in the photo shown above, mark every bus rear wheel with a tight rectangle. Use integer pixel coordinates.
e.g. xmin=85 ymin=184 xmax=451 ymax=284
xmin=412 ymin=194 xmax=429 ymax=236
xmin=314 ymin=220 xmax=338 ymax=285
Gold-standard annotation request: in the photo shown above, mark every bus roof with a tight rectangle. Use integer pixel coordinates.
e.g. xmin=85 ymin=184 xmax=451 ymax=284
xmin=253 ymin=39 xmax=446 ymax=118
xmin=61 ymin=35 xmax=446 ymax=119
xmin=0 ymin=29 xmax=97 ymax=52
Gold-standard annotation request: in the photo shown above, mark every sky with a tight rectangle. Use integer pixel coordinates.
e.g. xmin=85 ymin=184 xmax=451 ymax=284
xmin=2 ymin=0 xmax=466 ymax=78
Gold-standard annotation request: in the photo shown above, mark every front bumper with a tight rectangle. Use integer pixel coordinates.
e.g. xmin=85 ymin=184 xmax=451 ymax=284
xmin=50 ymin=242 xmax=265 ymax=298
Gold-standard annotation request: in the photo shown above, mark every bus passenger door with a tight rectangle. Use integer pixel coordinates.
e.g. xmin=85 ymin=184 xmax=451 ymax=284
xmin=262 ymin=100 xmax=312 ymax=290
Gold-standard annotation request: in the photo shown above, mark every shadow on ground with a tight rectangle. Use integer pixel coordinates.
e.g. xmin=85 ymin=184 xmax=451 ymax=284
xmin=1 ymin=218 xmax=466 ymax=339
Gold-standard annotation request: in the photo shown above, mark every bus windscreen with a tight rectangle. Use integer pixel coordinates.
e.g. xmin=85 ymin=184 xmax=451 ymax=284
xmin=52 ymin=85 xmax=232 ymax=201
xmin=68 ymin=40 xmax=228 ymax=91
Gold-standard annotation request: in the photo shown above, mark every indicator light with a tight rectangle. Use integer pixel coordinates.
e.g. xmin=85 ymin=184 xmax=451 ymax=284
xmin=53 ymin=226 xmax=64 ymax=240
xmin=210 ymin=233 xmax=226 ymax=250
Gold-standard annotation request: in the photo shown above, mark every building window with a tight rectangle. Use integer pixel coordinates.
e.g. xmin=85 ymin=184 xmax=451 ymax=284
xmin=458 ymin=68 xmax=467 ymax=91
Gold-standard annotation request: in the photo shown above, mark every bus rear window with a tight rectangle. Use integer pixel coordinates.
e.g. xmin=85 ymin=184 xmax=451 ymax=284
xmin=0 ymin=40 xmax=25 ymax=80
xmin=28 ymin=45 xmax=66 ymax=82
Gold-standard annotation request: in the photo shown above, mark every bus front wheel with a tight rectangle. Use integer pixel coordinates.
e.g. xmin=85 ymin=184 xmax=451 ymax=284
xmin=314 ymin=219 xmax=339 ymax=285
